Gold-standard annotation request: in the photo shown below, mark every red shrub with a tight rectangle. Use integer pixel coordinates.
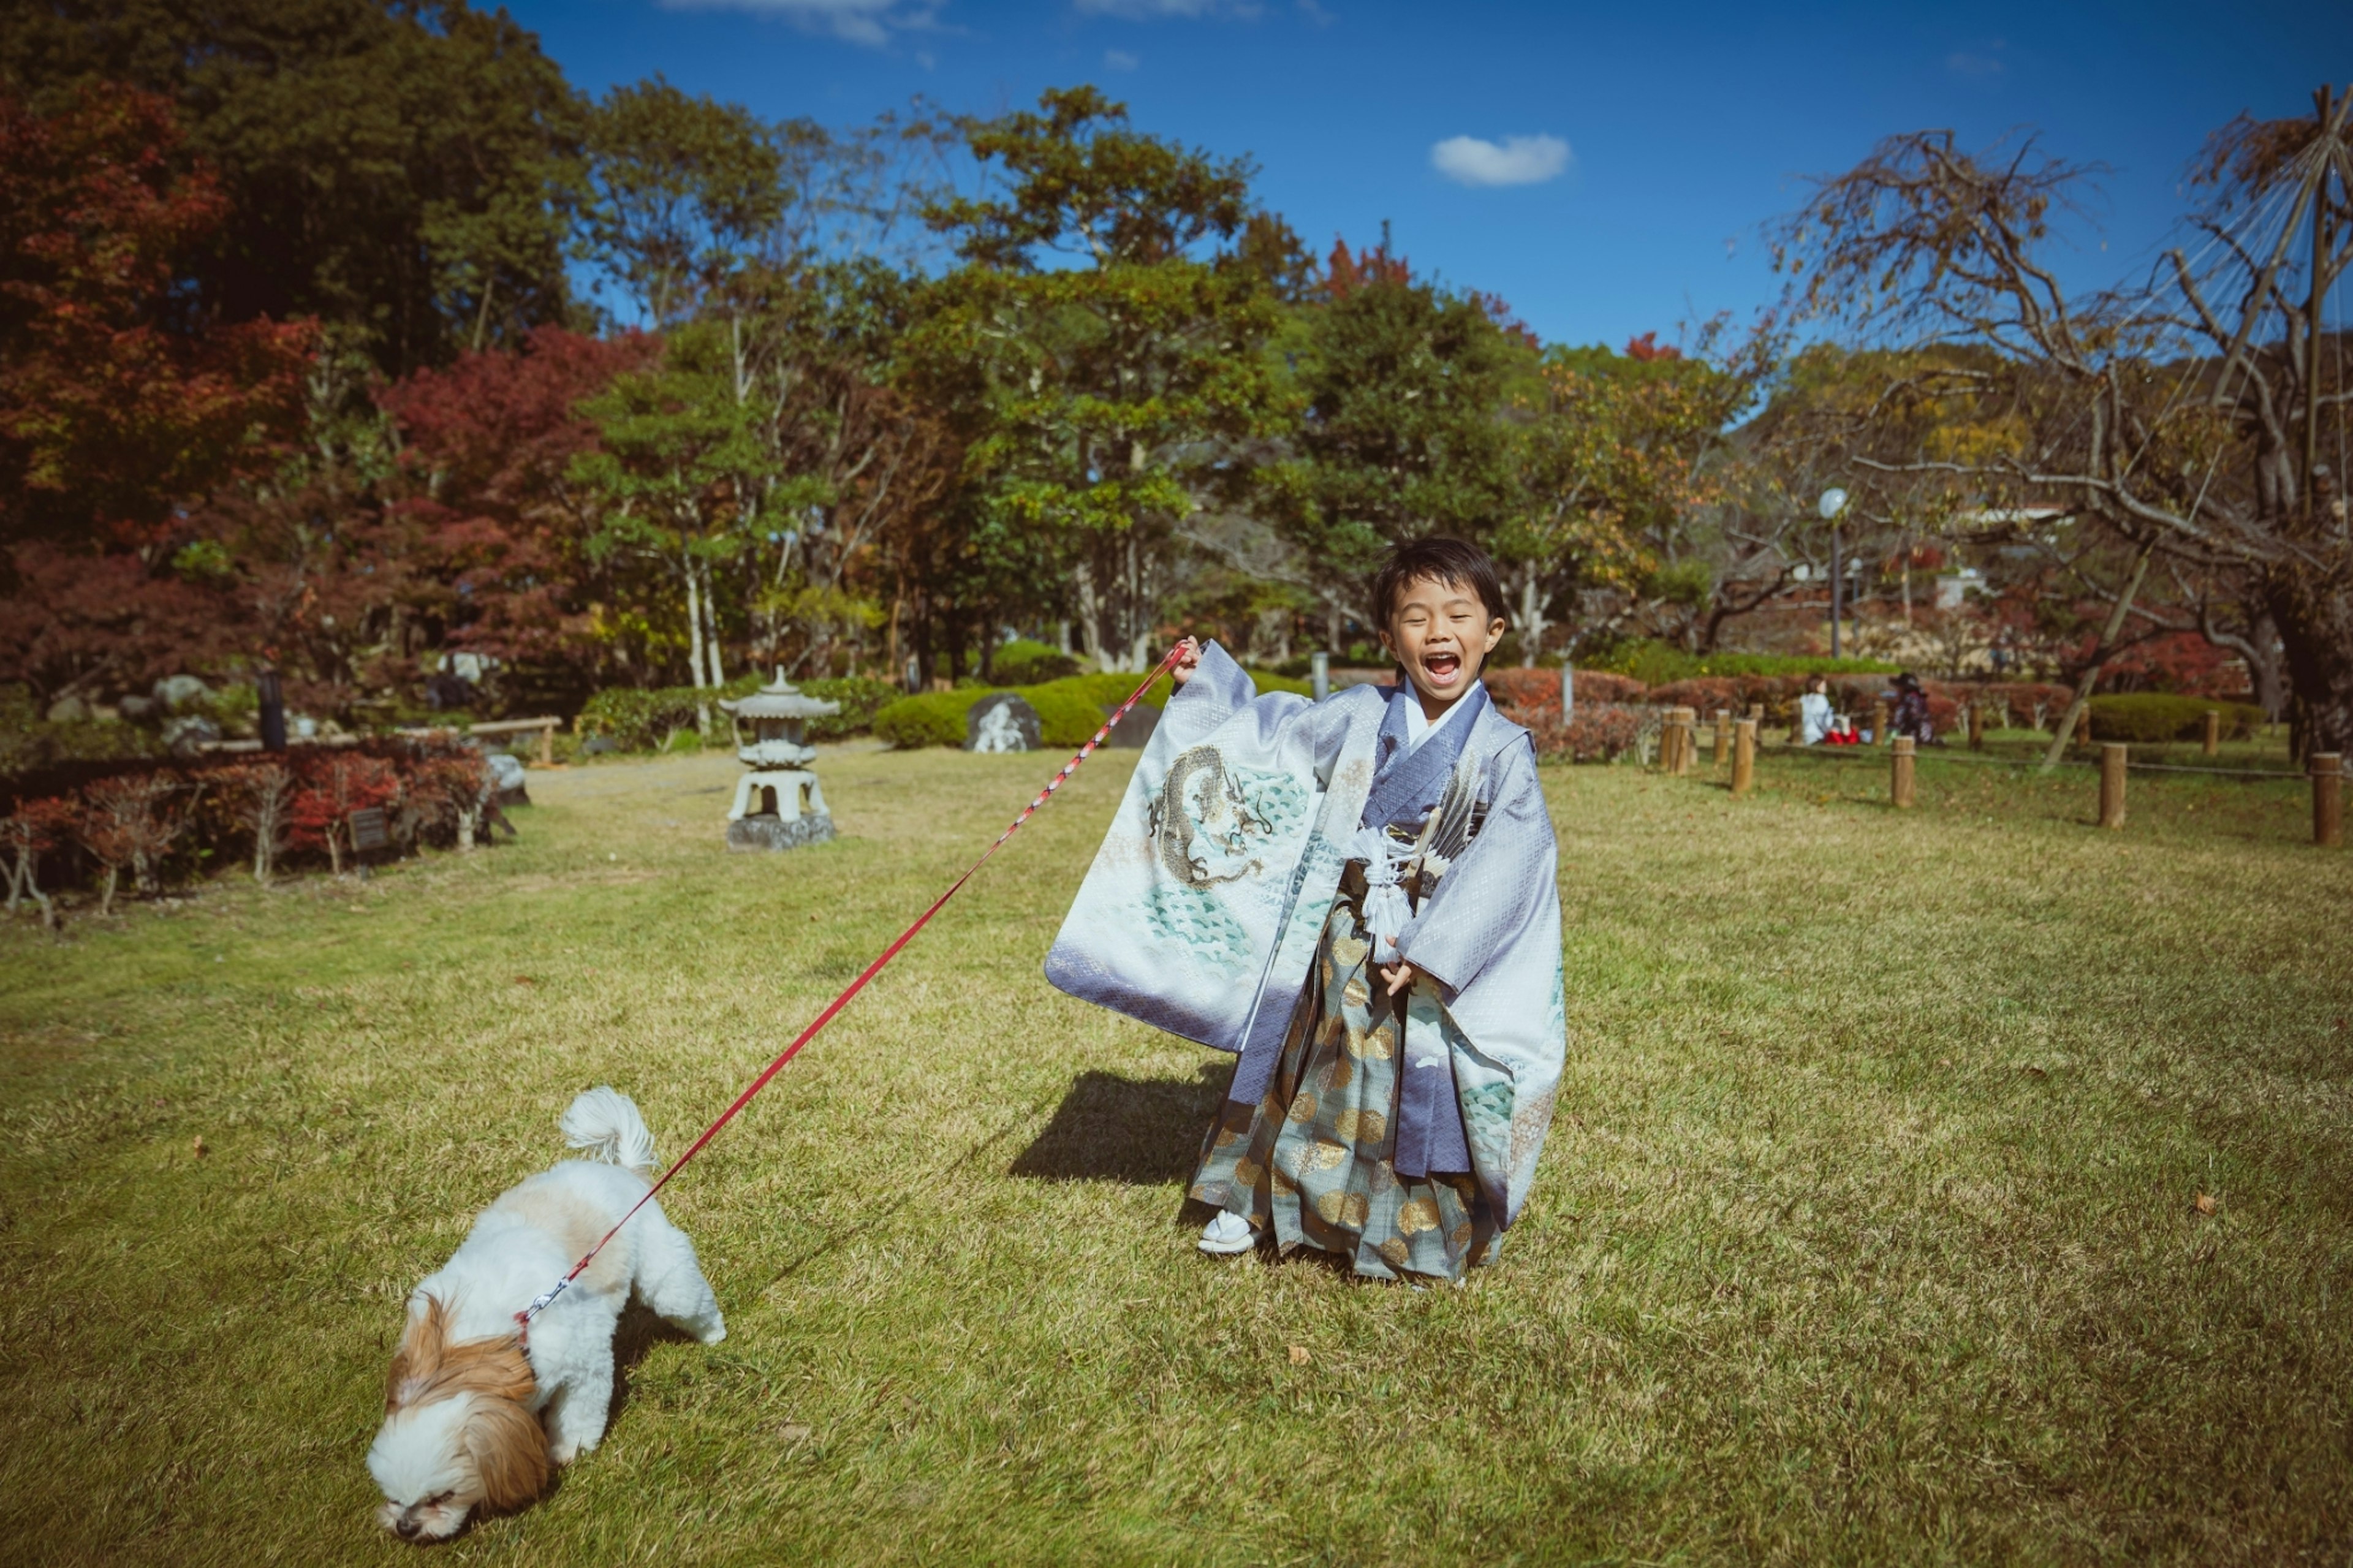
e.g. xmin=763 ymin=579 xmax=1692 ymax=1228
xmin=289 ymin=753 xmax=400 ymax=875
xmin=1524 ymin=702 xmax=1652 ymax=762
xmin=78 ymin=771 xmax=186 ymax=912
xmin=1485 ymin=667 xmax=1648 ymax=719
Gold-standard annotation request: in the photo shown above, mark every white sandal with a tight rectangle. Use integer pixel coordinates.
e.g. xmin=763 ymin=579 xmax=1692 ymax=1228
xmin=1196 ymin=1211 xmax=1256 ymax=1254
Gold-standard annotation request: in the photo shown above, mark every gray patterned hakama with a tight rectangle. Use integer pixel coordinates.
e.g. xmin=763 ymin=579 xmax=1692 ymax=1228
xmin=1189 ymin=875 xmax=1499 ymax=1282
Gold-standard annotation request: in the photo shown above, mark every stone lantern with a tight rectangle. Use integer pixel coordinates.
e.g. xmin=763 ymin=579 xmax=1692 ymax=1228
xmin=718 ymin=670 xmax=839 ymax=851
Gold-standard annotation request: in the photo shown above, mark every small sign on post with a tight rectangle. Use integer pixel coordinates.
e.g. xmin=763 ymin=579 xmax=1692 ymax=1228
xmin=2098 ymin=744 xmax=2128 ymax=830
xmin=2315 ymin=752 xmax=2344 ymax=848
xmin=1891 ymin=735 xmax=1917 ymax=809
xmin=349 ymin=806 xmax=390 ymax=855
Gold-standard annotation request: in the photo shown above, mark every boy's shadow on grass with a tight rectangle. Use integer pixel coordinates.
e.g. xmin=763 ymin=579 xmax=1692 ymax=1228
xmin=1007 ymin=1061 xmax=1232 ymax=1185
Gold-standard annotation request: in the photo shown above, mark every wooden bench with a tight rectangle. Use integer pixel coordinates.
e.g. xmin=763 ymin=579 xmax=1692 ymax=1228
xmin=395 ymin=716 xmax=563 ymax=765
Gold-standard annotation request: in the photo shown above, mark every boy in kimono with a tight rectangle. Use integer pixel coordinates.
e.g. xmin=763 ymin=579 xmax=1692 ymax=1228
xmin=1046 ymin=537 xmax=1566 ymax=1282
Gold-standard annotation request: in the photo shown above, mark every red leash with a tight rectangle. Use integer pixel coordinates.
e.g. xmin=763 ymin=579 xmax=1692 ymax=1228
xmin=515 ymin=644 xmax=1187 ymax=1341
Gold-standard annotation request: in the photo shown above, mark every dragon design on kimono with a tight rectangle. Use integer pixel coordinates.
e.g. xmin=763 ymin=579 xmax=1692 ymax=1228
xmin=1147 ymin=745 xmax=1275 ymax=887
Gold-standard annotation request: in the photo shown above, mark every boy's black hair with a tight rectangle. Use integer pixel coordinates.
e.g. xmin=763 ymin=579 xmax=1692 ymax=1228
xmin=1372 ymin=536 xmax=1507 ymax=627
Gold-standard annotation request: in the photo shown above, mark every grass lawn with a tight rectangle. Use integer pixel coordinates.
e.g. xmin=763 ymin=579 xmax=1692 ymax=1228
xmin=2 ymin=737 xmax=2349 ymax=1565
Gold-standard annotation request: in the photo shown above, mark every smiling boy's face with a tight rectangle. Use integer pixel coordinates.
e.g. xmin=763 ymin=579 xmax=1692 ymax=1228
xmin=1379 ymin=574 xmax=1507 ymax=716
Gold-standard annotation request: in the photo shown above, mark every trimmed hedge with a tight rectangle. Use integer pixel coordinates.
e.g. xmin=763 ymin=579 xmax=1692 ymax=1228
xmin=577 ymin=675 xmax=900 ymax=751
xmin=988 ymin=639 xmax=1081 ymax=684
xmin=2087 ymin=693 xmax=2265 ymax=743
xmin=871 ymin=668 xmax=1309 ymax=749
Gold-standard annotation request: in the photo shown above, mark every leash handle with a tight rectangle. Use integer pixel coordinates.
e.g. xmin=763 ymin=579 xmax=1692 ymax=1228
xmin=516 ymin=643 xmax=1188 ymax=1341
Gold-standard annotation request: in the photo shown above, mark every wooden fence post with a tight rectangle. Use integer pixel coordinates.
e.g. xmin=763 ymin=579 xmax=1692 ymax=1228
xmin=2202 ymin=710 xmax=2221 ymax=757
xmin=1873 ymin=699 xmax=1890 ymax=746
xmin=1713 ymin=710 xmax=1732 ymax=768
xmin=538 ymin=720 xmax=555 ymax=767
xmin=2075 ymin=704 xmax=2093 ymax=747
xmin=1746 ymin=701 xmax=1764 ymax=727
xmin=1891 ymin=735 xmax=1917 ymax=809
xmin=2316 ymin=752 xmax=2344 ymax=848
xmin=2099 ymin=743 xmax=2128 ymax=829
xmin=1670 ymin=708 xmax=1696 ymax=776
xmin=1968 ymin=702 xmax=1984 ymax=751
xmin=1733 ymin=719 xmax=1756 ymax=797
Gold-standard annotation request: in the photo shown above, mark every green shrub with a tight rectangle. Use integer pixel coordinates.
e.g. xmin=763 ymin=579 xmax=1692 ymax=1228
xmin=577 ymin=673 xmax=901 ymax=751
xmin=989 ymin=639 xmax=1080 ymax=684
xmin=2086 ymin=693 xmax=2265 ymax=743
xmin=797 ymin=677 xmax=903 ymax=740
xmin=870 ymin=668 xmax=1306 ymax=749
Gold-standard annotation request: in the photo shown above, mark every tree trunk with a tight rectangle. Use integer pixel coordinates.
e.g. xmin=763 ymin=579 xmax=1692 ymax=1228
xmin=1072 ymin=559 xmax=1105 ymax=670
xmin=684 ymin=557 xmax=712 ymax=735
xmin=702 ymin=556 xmax=727 ymax=689
xmin=1511 ymin=567 xmax=1549 ymax=668
xmin=2042 ymin=542 xmax=2154 ymax=770
xmin=2264 ymin=565 xmax=2353 ymax=756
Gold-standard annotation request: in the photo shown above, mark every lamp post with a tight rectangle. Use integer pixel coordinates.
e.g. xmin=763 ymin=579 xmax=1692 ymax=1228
xmin=1819 ymin=488 xmax=1849 ymax=659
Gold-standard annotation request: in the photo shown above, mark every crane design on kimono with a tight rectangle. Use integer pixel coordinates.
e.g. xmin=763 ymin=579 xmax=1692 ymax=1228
xmin=1148 ymin=746 xmax=1277 ymax=887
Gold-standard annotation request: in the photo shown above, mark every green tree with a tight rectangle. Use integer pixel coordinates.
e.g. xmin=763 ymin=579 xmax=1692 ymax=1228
xmin=1270 ymin=237 xmax=1529 ymax=650
xmin=569 ymin=342 xmax=786 ymax=716
xmin=914 ymin=86 xmax=1293 ymax=672
xmin=580 ymin=77 xmax=786 ymax=331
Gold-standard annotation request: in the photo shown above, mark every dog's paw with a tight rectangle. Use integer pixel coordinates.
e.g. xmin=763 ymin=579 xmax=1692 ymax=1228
xmin=547 ymin=1437 xmax=580 ymax=1466
xmin=695 ymin=1318 xmax=727 ymax=1346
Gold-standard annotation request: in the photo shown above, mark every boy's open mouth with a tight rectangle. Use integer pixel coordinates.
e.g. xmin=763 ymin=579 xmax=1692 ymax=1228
xmin=1422 ymin=650 xmax=1462 ymax=683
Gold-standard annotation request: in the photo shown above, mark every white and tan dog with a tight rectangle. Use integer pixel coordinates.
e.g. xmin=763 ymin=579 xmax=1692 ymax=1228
xmin=367 ymin=1087 xmax=725 ymax=1542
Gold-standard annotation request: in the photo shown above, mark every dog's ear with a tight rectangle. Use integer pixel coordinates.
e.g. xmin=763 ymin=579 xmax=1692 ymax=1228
xmin=464 ymin=1394 xmax=551 ymax=1513
xmin=386 ymin=1297 xmax=453 ymax=1411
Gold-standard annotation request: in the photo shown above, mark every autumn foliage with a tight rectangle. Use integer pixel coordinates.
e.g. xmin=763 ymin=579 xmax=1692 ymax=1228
xmin=0 ymin=85 xmax=313 ymax=549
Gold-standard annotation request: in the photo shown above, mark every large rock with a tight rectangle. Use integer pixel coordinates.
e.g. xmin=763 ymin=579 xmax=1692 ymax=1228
xmin=965 ymin=692 xmax=1040 ymax=753
xmin=1106 ymin=703 xmax=1159 ymax=749
xmin=162 ymin=714 xmax=221 ymax=755
xmin=153 ymin=674 xmax=213 ymax=713
xmin=45 ymin=694 xmax=89 ymax=724
xmin=484 ymin=751 xmax=530 ymax=806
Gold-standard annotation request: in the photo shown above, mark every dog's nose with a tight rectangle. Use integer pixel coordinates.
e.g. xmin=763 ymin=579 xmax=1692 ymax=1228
xmin=395 ymin=1515 xmax=421 ymax=1539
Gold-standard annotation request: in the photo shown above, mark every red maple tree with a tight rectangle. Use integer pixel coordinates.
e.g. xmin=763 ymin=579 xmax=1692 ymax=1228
xmin=0 ymin=84 xmax=314 ymax=550
xmin=378 ymin=326 xmax=659 ymax=666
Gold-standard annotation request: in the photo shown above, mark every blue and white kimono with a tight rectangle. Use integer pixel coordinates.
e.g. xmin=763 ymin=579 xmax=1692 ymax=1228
xmin=1046 ymin=642 xmax=1566 ymax=1276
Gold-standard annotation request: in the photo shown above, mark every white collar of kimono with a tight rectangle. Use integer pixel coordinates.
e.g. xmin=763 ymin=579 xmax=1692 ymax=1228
xmin=1397 ymin=682 xmax=1476 ymax=757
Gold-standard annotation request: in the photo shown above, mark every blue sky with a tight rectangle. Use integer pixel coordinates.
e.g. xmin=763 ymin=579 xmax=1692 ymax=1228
xmin=502 ymin=0 xmax=2351 ymax=352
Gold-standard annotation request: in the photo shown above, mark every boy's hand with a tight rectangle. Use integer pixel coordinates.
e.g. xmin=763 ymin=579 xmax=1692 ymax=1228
xmin=1169 ymin=637 xmax=1201 ymax=687
xmin=1379 ymin=961 xmax=1416 ymax=997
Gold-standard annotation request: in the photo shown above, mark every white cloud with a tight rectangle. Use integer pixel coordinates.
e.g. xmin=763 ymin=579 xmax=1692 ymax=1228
xmin=1104 ymin=47 xmax=1140 ymax=69
xmin=658 ymin=0 xmax=936 ymax=47
xmin=1429 ymin=133 xmax=1571 ymax=187
xmin=1075 ymin=0 xmax=1259 ymax=17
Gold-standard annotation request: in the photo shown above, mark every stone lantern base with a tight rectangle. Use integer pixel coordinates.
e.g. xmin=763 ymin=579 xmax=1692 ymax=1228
xmin=725 ymin=766 xmax=833 ymax=852
xmin=727 ymin=811 xmax=836 ymax=852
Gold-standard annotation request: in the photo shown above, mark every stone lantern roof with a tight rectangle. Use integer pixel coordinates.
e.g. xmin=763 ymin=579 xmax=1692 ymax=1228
xmin=720 ymin=670 xmax=841 ymax=723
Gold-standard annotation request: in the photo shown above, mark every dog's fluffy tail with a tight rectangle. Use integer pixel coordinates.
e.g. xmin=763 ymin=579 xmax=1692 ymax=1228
xmin=560 ymin=1086 xmax=658 ymax=1175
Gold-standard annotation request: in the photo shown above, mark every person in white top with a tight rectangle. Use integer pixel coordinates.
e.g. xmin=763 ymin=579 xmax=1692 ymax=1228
xmin=1798 ymin=675 xmax=1856 ymax=745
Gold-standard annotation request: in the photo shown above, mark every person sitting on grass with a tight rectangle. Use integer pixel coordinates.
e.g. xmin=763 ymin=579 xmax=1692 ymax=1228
xmin=1045 ymin=536 xmax=1567 ymax=1286
xmin=1799 ymin=676 xmax=1859 ymax=746
xmin=1892 ymin=672 xmax=1939 ymax=745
